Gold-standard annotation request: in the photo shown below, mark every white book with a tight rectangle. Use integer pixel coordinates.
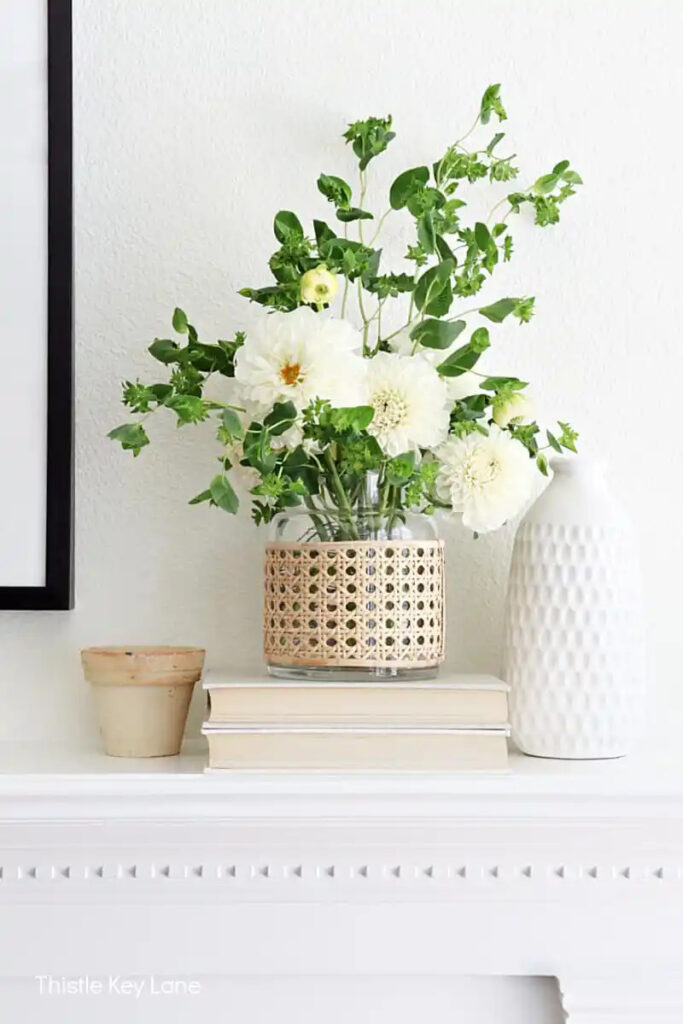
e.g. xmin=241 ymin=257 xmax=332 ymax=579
xmin=201 ymin=723 xmax=510 ymax=772
xmin=202 ymin=670 xmax=509 ymax=727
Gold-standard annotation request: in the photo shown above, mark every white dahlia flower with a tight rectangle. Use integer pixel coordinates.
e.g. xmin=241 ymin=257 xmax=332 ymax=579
xmin=388 ymin=327 xmax=481 ymax=403
xmin=436 ymin=424 xmax=536 ymax=533
xmin=365 ymin=351 xmax=450 ymax=457
xmin=234 ymin=307 xmax=364 ymax=413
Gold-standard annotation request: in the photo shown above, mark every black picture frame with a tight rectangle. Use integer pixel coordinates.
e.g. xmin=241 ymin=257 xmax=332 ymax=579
xmin=0 ymin=0 xmax=73 ymax=610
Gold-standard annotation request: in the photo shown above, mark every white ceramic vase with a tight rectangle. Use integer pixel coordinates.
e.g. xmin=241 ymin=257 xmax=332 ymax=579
xmin=503 ymin=457 xmax=644 ymax=759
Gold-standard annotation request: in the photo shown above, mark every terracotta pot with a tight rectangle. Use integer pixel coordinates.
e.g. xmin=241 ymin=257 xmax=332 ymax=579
xmin=81 ymin=646 xmax=205 ymax=757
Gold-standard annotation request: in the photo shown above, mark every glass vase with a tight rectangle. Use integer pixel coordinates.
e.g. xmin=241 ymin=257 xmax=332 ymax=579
xmin=263 ymin=476 xmax=445 ymax=681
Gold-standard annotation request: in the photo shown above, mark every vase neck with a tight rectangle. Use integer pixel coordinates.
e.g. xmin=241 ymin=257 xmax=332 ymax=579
xmin=550 ymin=455 xmax=602 ymax=480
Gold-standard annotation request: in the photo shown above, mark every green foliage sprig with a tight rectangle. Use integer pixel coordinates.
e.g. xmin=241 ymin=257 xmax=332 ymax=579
xmin=110 ymin=85 xmax=582 ymax=532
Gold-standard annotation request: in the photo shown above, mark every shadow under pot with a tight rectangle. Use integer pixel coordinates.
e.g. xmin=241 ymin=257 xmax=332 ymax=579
xmin=81 ymin=646 xmax=205 ymax=757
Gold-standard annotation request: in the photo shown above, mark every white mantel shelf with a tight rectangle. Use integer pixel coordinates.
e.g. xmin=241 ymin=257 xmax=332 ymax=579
xmin=2 ymin=742 xmax=683 ymax=1021
xmin=0 ymin=741 xmax=682 ymax=820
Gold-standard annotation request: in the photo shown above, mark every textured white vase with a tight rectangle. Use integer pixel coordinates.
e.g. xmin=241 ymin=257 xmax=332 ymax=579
xmin=503 ymin=457 xmax=644 ymax=759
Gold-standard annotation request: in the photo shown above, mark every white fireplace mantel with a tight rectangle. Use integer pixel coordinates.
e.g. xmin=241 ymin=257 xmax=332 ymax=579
xmin=2 ymin=741 xmax=683 ymax=1022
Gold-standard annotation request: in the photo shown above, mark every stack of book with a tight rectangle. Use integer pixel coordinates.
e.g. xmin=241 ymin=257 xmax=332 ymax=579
xmin=202 ymin=671 xmax=510 ymax=771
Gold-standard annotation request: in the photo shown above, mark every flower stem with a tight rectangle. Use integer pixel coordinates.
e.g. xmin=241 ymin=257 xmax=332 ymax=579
xmin=341 ymin=279 xmax=350 ymax=318
xmin=358 ymin=170 xmax=367 ymax=244
xmin=368 ymin=209 xmax=391 ymax=246
xmin=340 ymin=222 xmax=350 ymax=318
xmin=454 ymin=113 xmax=481 ymax=149
xmin=357 ymin=280 xmax=371 ymax=354
xmin=323 ymin=449 xmax=359 ymax=540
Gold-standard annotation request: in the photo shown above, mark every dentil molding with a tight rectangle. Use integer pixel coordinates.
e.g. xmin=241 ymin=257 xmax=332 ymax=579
xmin=2 ymin=742 xmax=683 ymax=1011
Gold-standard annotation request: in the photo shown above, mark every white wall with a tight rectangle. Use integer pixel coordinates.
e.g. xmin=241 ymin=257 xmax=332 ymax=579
xmin=2 ymin=0 xmax=682 ymax=741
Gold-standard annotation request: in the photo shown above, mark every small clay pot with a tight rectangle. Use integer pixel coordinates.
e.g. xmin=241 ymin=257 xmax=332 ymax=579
xmin=81 ymin=646 xmax=205 ymax=757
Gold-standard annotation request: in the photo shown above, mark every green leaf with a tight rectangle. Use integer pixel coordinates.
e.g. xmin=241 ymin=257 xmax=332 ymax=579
xmin=562 ymin=169 xmax=583 ymax=184
xmin=318 ymin=237 xmax=375 ymax=281
xmin=513 ymin=296 xmax=535 ymax=323
xmin=557 ymin=420 xmax=579 ymax=452
xmin=437 ymin=327 xmax=490 ymax=377
xmin=209 ymin=474 xmax=239 ymax=514
xmin=282 ymin=446 xmax=319 ymax=496
xmin=186 ymin=341 xmax=232 ymax=374
xmin=273 ymin=210 xmax=304 ymax=244
xmin=474 ymin=221 xmax=493 ymax=252
xmin=389 ymin=166 xmax=430 ymax=210
xmin=108 ymin=422 xmax=149 ymax=457
xmin=454 ymin=394 xmax=489 ymax=420
xmin=221 ymin=408 xmax=244 ymax=440
xmin=121 ymin=381 xmax=156 ymax=413
xmin=264 ymin=401 xmax=297 ymax=436
xmin=437 ymin=343 xmax=481 ymax=377
xmin=536 ymin=453 xmax=549 ymax=476
xmin=534 ymin=173 xmax=560 ymax=195
xmin=317 ymin=173 xmax=352 ymax=207
xmin=164 ymin=394 xmax=209 ymax=424
xmin=364 ymin=272 xmax=414 ymax=298
xmin=552 ymin=160 xmax=570 ymax=176
xmin=343 ymin=115 xmax=395 ymax=170
xmin=532 ymin=195 xmax=560 ymax=226
xmin=546 ymin=430 xmax=563 ymax=453
xmin=478 ymin=297 xmax=517 ymax=323
xmin=471 ymin=326 xmax=490 ymax=352
xmin=313 ymin=220 xmax=336 ymax=248
xmin=480 ymin=84 xmax=507 ymax=125
xmin=329 ymin=405 xmax=374 ymax=432
xmin=148 ymin=338 xmax=181 ymax=364
xmin=413 ymin=260 xmax=454 ymax=316
xmin=435 ymin=235 xmax=457 ymax=263
xmin=417 ymin=211 xmax=436 ymax=253
xmin=486 ymin=132 xmax=505 ymax=155
xmin=480 ymin=376 xmax=527 ymax=391
xmin=243 ymin=422 xmax=276 ymax=473
xmin=336 ymin=207 xmax=373 ymax=223
xmin=410 ymin=318 xmax=466 ymax=350
xmin=238 ymin=284 xmax=300 ymax=311
xmin=188 ymin=489 xmax=212 ymax=505
xmin=386 ymin=451 xmax=416 ymax=486
xmin=172 ymin=308 xmax=188 ymax=334
xmin=147 ymin=383 xmax=173 ymax=402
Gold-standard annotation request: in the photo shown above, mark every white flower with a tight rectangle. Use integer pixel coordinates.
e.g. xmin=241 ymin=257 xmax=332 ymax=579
xmin=443 ymin=370 xmax=483 ymax=402
xmin=235 ymin=307 xmax=364 ymax=413
xmin=300 ymin=266 xmax=338 ymax=307
xmin=270 ymin=423 xmax=303 ymax=451
xmin=436 ymin=425 xmax=536 ymax=533
xmin=365 ymin=352 xmax=450 ymax=457
xmin=492 ymin=390 xmax=534 ymax=428
xmin=388 ymin=327 xmax=481 ymax=403
xmin=224 ymin=441 xmax=261 ymax=490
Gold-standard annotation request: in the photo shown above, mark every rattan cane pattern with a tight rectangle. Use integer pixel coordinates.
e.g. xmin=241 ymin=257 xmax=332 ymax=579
xmin=264 ymin=540 xmax=445 ymax=669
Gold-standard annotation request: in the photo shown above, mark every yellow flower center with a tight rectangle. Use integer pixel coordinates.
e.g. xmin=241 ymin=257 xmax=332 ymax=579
xmin=371 ymin=388 xmax=408 ymax=432
xmin=280 ymin=361 xmax=302 ymax=387
xmin=467 ymin=449 xmax=501 ymax=488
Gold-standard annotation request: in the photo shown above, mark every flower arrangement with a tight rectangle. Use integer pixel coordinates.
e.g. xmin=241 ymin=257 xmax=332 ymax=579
xmin=110 ymin=84 xmax=580 ymax=539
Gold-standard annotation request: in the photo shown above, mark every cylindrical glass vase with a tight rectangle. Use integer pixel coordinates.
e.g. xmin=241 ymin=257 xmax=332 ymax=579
xmin=264 ymin=490 xmax=445 ymax=680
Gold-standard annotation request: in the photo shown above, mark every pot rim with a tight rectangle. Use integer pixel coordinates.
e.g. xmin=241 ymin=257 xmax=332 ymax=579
xmin=82 ymin=645 xmax=205 ymax=657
